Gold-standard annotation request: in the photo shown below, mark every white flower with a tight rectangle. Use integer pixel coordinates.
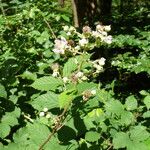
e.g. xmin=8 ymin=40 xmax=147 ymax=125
xmin=63 ymin=25 xmax=69 ymax=31
xmin=100 ymin=31 xmax=107 ymax=36
xmin=96 ymin=24 xmax=104 ymax=31
xmin=92 ymin=31 xmax=100 ymax=38
xmin=52 ymin=71 xmax=59 ymax=77
xmin=96 ymin=65 xmax=103 ymax=71
xmin=43 ymin=108 xmax=48 ymax=112
xmin=67 ymin=32 xmax=71 ymax=36
xmin=39 ymin=112 xmax=45 ymax=117
xmin=63 ymin=77 xmax=69 ymax=83
xmin=82 ymin=26 xmax=91 ymax=33
xmin=53 ymin=37 xmax=68 ymax=54
xmin=91 ymin=90 xmax=96 ymax=95
xmin=104 ymin=35 xmax=112 ymax=44
xmin=53 ymin=49 xmax=65 ymax=54
xmin=76 ymin=71 xmax=84 ymax=78
xmin=46 ymin=113 xmax=51 ymax=119
xmin=98 ymin=57 xmax=106 ymax=66
xmin=79 ymin=38 xmax=88 ymax=47
xmin=104 ymin=25 xmax=111 ymax=32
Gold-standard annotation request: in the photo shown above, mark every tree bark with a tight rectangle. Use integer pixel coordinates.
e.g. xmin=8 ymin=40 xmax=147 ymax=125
xmin=72 ymin=0 xmax=112 ymax=27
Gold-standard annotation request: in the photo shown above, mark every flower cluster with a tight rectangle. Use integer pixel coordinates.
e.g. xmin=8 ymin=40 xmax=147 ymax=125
xmin=53 ymin=37 xmax=69 ymax=54
xmin=92 ymin=57 xmax=106 ymax=73
xmin=52 ymin=24 xmax=112 ymax=55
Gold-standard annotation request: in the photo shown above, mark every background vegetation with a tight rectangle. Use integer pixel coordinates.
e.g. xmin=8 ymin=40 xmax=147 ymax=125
xmin=0 ymin=0 xmax=150 ymax=149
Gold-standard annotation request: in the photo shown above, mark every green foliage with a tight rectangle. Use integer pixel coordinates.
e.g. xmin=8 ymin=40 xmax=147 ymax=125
xmin=31 ymin=76 xmax=63 ymax=91
xmin=0 ymin=0 xmax=150 ymax=150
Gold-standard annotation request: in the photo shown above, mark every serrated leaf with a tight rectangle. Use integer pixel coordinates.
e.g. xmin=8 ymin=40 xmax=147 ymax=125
xmin=120 ymin=111 xmax=135 ymax=126
xmin=31 ymin=76 xmax=63 ymax=91
xmin=2 ymin=115 xmax=18 ymax=127
xmin=85 ymin=131 xmax=100 ymax=142
xmin=0 ymin=83 xmax=7 ymax=99
xmin=105 ymin=100 xmax=124 ymax=116
xmin=130 ymin=126 xmax=150 ymax=142
xmin=113 ymin=132 xmax=130 ymax=149
xmin=28 ymin=123 xmax=50 ymax=145
xmin=77 ymin=82 xmax=97 ymax=94
xmin=125 ymin=95 xmax=138 ymax=110
xmin=59 ymin=89 xmax=75 ymax=108
xmin=97 ymin=89 xmax=112 ymax=102
xmin=63 ymin=58 xmax=77 ymax=77
xmin=30 ymin=92 xmax=59 ymax=111
xmin=127 ymin=141 xmax=149 ymax=150
xmin=13 ymin=122 xmax=50 ymax=146
xmin=144 ymin=96 xmax=150 ymax=109
xmin=0 ymin=124 xmax=11 ymax=138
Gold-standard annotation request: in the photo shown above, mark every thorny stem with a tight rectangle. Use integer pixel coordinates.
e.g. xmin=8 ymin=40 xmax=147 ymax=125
xmin=38 ymin=107 xmax=68 ymax=150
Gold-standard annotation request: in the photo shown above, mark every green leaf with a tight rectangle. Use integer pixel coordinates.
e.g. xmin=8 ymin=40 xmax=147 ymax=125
xmin=61 ymin=15 xmax=70 ymax=22
xmin=97 ymin=89 xmax=112 ymax=102
xmin=0 ymin=124 xmax=11 ymax=138
xmin=0 ymin=83 xmax=7 ymax=98
xmin=130 ymin=126 xmax=150 ymax=142
xmin=2 ymin=115 xmax=18 ymax=127
xmin=144 ymin=96 xmax=150 ymax=109
xmin=29 ymin=92 xmax=59 ymax=111
xmin=20 ymin=71 xmax=37 ymax=80
xmin=120 ymin=111 xmax=135 ymax=126
xmin=140 ymin=90 xmax=149 ymax=96
xmin=59 ymin=89 xmax=75 ymax=108
xmin=77 ymin=82 xmax=97 ymax=94
xmin=113 ymin=132 xmax=130 ymax=149
xmin=31 ymin=76 xmax=63 ymax=91
xmin=143 ymin=111 xmax=150 ymax=118
xmin=125 ymin=95 xmax=138 ymax=110
xmin=13 ymin=122 xmax=50 ymax=146
xmin=144 ymin=138 xmax=150 ymax=150
xmin=63 ymin=58 xmax=78 ymax=77
xmin=1 ymin=108 xmax=20 ymax=127
xmin=85 ymin=131 xmax=100 ymax=142
xmin=105 ymin=100 xmax=124 ymax=116
xmin=127 ymin=141 xmax=149 ymax=150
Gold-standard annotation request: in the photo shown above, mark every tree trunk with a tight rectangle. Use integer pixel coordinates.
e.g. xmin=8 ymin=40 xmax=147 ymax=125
xmin=71 ymin=0 xmax=112 ymax=27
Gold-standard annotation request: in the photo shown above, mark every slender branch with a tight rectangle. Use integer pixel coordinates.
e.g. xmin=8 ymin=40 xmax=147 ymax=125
xmin=24 ymin=114 xmax=34 ymax=123
xmin=43 ymin=18 xmax=57 ymax=39
xmin=38 ymin=107 xmax=68 ymax=150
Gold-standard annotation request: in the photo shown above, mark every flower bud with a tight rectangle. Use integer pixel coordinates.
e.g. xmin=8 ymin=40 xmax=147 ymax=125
xmin=63 ymin=77 xmax=69 ymax=83
xmin=39 ymin=112 xmax=45 ymax=117
xmin=45 ymin=113 xmax=51 ymax=119
xmin=43 ymin=107 xmax=48 ymax=112
xmin=91 ymin=90 xmax=96 ymax=95
xmin=104 ymin=25 xmax=111 ymax=32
